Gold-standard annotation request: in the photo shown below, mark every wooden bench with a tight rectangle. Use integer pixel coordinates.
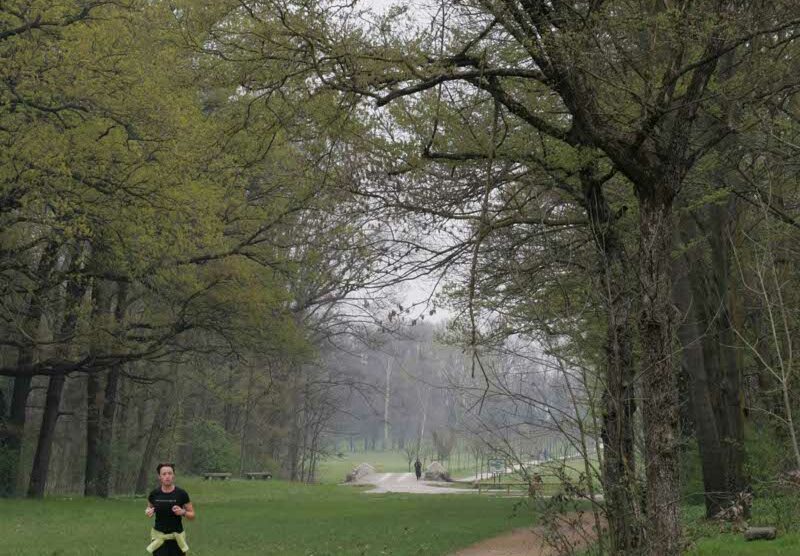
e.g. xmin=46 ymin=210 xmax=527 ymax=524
xmin=244 ymin=472 xmax=273 ymax=480
xmin=202 ymin=472 xmax=232 ymax=480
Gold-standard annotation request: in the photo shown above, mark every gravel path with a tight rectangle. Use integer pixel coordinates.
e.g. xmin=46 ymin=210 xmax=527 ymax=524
xmin=348 ymin=472 xmax=474 ymax=494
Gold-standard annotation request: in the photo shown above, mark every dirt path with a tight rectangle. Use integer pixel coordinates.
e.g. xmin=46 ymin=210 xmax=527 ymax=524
xmin=449 ymin=512 xmax=603 ymax=556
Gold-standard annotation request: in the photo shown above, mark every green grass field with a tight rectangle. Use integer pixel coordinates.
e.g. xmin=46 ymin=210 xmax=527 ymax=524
xmin=0 ymin=477 xmax=535 ymax=555
xmin=689 ymin=533 xmax=800 ymax=555
xmin=684 ymin=498 xmax=800 ymax=555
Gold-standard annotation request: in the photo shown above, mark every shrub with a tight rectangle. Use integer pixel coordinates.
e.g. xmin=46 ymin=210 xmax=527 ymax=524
xmin=187 ymin=420 xmax=238 ymax=474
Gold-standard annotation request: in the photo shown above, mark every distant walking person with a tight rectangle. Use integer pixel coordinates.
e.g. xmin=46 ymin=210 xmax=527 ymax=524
xmin=145 ymin=463 xmax=195 ymax=555
xmin=414 ymin=459 xmax=422 ymax=481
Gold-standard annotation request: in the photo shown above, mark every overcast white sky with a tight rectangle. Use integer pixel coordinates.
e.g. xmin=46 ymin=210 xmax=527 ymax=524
xmin=351 ymin=0 xmax=454 ymax=324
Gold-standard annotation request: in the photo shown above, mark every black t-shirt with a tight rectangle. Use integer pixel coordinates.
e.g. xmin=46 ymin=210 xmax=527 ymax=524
xmin=148 ymin=486 xmax=190 ymax=533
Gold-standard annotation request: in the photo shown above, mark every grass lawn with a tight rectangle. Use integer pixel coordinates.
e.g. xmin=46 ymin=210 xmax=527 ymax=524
xmin=0 ymin=477 xmax=535 ymax=555
xmin=689 ymin=533 xmax=800 ymax=554
xmin=685 ymin=497 xmax=800 ymax=555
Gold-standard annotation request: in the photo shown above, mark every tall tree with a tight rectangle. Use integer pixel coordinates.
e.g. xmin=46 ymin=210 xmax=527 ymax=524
xmin=287 ymin=2 xmax=800 ymax=551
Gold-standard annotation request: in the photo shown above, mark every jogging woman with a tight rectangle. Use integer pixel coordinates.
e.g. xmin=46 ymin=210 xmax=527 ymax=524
xmin=145 ymin=463 xmax=195 ymax=555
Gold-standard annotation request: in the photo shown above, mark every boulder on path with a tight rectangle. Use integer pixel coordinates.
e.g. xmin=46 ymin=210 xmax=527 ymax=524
xmin=423 ymin=461 xmax=451 ymax=481
xmin=345 ymin=463 xmax=375 ymax=483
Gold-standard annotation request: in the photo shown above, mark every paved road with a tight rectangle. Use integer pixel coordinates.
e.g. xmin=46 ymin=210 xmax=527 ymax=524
xmin=350 ymin=472 xmax=474 ymax=494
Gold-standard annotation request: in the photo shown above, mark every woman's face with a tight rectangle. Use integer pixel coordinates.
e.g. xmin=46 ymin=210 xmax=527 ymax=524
xmin=159 ymin=466 xmax=175 ymax=487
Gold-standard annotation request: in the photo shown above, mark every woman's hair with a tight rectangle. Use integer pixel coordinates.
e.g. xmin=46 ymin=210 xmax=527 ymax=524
xmin=156 ymin=462 xmax=175 ymax=474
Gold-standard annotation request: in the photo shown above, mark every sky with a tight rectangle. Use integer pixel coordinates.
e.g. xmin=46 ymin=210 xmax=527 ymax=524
xmin=351 ymin=0 xmax=454 ymax=323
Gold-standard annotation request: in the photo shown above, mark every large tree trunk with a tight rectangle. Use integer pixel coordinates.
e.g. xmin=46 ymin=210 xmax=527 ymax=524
xmin=674 ymin=256 xmax=727 ymax=517
xmin=27 ymin=269 xmax=88 ymax=498
xmin=84 ymin=371 xmax=104 ymax=496
xmin=85 ymin=282 xmax=115 ymax=496
xmin=676 ymin=203 xmax=748 ymax=517
xmin=0 ymin=241 xmax=59 ymax=496
xmin=1 ymin=367 xmax=32 ymax=496
xmin=704 ymin=204 xmax=747 ymax=510
xmin=95 ymin=364 xmax=121 ymax=497
xmin=583 ymin=174 xmax=644 ymax=554
xmin=637 ymin=184 xmax=681 ymax=555
xmin=86 ymin=282 xmax=128 ymax=497
xmin=27 ymin=375 xmax=66 ymax=498
xmin=113 ymin=374 xmax=133 ymax=493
